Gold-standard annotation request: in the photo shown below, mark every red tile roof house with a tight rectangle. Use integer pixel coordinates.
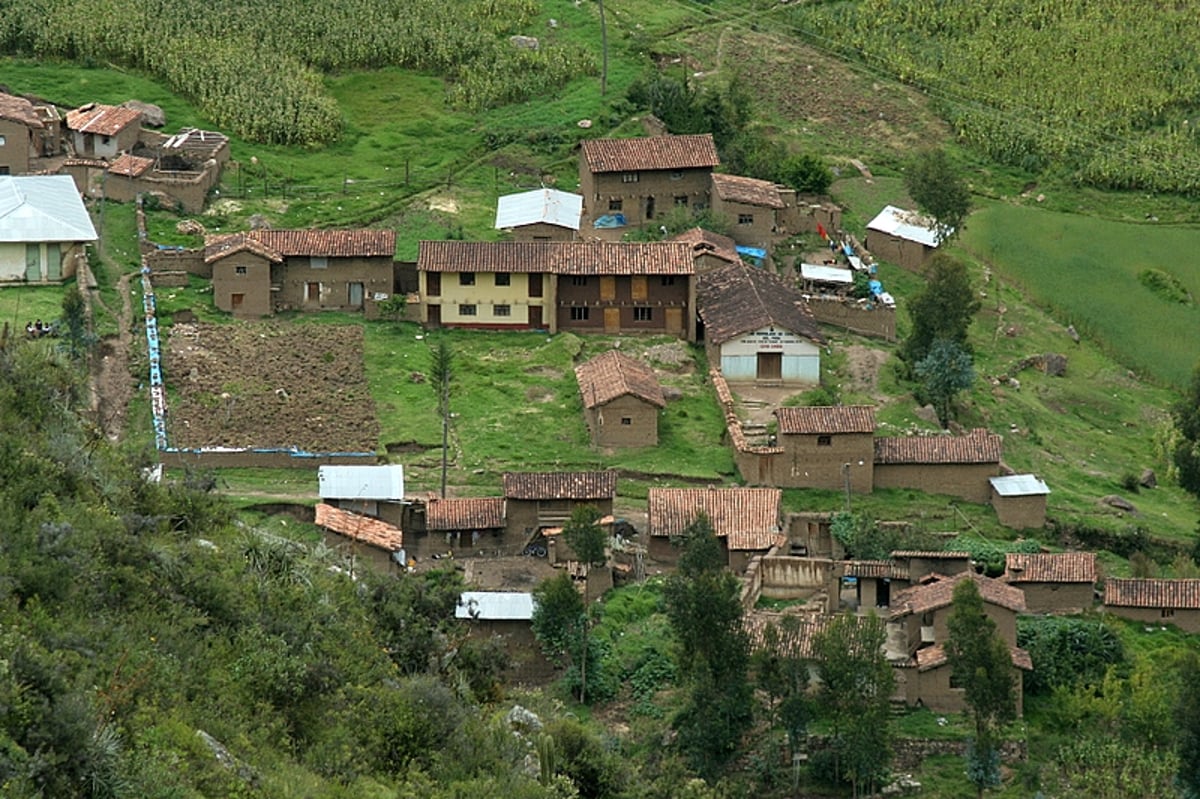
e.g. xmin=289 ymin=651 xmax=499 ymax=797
xmin=843 ymin=551 xmax=973 ymax=611
xmin=669 ymin=227 xmax=741 ymax=273
xmin=873 ymin=429 xmax=1004 ymax=503
xmin=710 ymin=172 xmax=791 ymax=252
xmin=1003 ymin=552 xmax=1097 ymax=615
xmin=575 ymin=350 xmax=666 ymax=449
xmin=0 ymin=92 xmax=46 ymax=175
xmin=766 ymin=406 xmax=877 ymax=492
xmin=502 ymin=471 xmax=617 ymax=555
xmin=64 ymin=103 xmax=142 ymax=160
xmin=646 ymin=487 xmax=784 ymax=572
xmin=887 ymin=572 xmax=1032 ymax=715
xmin=1104 ymin=578 xmax=1200 ymax=633
xmin=315 ymin=502 xmax=404 ymax=574
xmin=205 ymin=229 xmax=396 ymax=317
xmin=419 ymin=496 xmax=506 ymax=559
xmin=697 ymin=260 xmax=826 ymax=385
xmin=417 ymin=240 xmax=696 ymax=340
xmin=578 ymin=134 xmax=720 ymax=238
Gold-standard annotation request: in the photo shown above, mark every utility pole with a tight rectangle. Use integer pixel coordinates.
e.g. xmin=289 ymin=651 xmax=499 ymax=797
xmin=842 ymin=463 xmax=852 ymax=513
xmin=598 ymin=0 xmax=608 ymax=96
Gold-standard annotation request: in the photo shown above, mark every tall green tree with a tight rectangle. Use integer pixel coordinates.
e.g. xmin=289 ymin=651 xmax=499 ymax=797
xmin=900 ymin=252 xmax=981 ymax=367
xmin=905 ymin=148 xmax=971 ymax=243
xmin=812 ymin=612 xmax=894 ymax=798
xmin=531 ymin=572 xmax=586 ymax=672
xmin=1176 ymin=652 xmax=1200 ymax=798
xmin=563 ymin=504 xmax=607 ymax=567
xmin=1172 ymin=363 xmax=1200 ymax=498
xmin=914 ymin=338 xmax=976 ymax=427
xmin=946 ymin=579 xmax=1018 ymax=799
xmin=663 ymin=513 xmax=752 ymax=780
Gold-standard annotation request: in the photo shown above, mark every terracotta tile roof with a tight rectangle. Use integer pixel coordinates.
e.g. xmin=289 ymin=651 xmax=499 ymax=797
xmin=417 ymin=240 xmax=694 ymax=276
xmin=1004 ymin=552 xmax=1096 ymax=584
xmin=575 ymin=350 xmax=666 ymax=410
xmin=581 ymin=134 xmax=720 ymax=173
xmin=315 ymin=502 xmax=403 ymax=552
xmin=711 ymin=173 xmax=786 ymax=209
xmin=647 ymin=487 xmax=781 ymax=538
xmin=874 ymin=429 xmax=1002 ymax=465
xmin=697 ymin=261 xmax=826 ymax=345
xmin=0 ymin=93 xmax=43 ymax=128
xmin=727 ymin=530 xmax=788 ymax=551
xmin=670 ymin=227 xmax=740 ymax=264
xmin=65 ymin=103 xmax=142 ymax=136
xmin=1105 ymin=578 xmax=1200 ymax=609
xmin=62 ymin=157 xmax=109 ymax=169
xmin=892 ymin=551 xmax=973 ymax=560
xmin=915 ymin=642 xmax=1033 ymax=672
xmin=205 ymin=229 xmax=396 ymax=264
xmin=107 ymin=154 xmax=154 ymax=178
xmin=844 ymin=560 xmax=911 ymax=580
xmin=888 ymin=572 xmax=1026 ymax=619
xmin=745 ymin=614 xmax=826 ymax=659
xmin=774 ymin=405 xmax=876 ymax=435
xmin=502 ymin=471 xmax=617 ymax=500
xmin=425 ymin=497 xmax=506 ymax=531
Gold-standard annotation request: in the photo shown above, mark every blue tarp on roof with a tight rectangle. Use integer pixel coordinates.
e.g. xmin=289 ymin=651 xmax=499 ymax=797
xmin=736 ymin=246 xmax=767 ymax=265
xmin=593 ymin=213 xmax=627 ymax=228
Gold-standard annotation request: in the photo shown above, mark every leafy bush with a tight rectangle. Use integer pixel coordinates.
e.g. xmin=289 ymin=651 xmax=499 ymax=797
xmin=1017 ymin=616 xmax=1126 ymax=695
xmin=1138 ymin=268 xmax=1192 ymax=304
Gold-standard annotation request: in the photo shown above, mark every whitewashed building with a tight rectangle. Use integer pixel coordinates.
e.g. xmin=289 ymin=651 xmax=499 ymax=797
xmin=0 ymin=175 xmax=96 ymax=285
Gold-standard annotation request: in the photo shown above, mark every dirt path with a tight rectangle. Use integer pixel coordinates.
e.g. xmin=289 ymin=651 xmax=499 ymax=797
xmin=89 ymin=270 xmax=136 ymax=441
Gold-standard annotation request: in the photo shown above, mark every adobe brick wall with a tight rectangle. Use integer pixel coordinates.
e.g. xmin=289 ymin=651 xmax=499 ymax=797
xmin=874 ymin=462 xmax=998 ymax=503
xmin=586 ymin=394 xmax=659 ymax=448
xmin=803 ymin=296 xmax=896 ymax=341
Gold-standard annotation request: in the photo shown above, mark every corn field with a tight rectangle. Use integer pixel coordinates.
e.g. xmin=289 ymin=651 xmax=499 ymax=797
xmin=0 ymin=0 xmax=593 ymax=145
xmin=780 ymin=0 xmax=1200 ymax=195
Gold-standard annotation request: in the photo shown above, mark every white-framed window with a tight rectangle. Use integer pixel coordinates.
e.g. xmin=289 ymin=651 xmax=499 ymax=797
xmin=459 ymin=304 xmax=477 ymax=316
xmin=608 ymin=199 xmax=623 ymax=211
xmin=633 ymin=307 xmax=652 ymax=322
xmin=738 ymin=213 xmax=754 ymax=225
xmin=570 ymin=307 xmax=589 ymax=321
xmin=494 ymin=304 xmax=511 ymax=317
xmin=622 ymin=172 xmax=639 ymax=183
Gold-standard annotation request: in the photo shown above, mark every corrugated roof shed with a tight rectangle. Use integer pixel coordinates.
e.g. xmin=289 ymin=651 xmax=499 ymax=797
xmin=495 ymin=188 xmax=583 ymax=231
xmin=866 ymin=205 xmax=944 ymax=248
xmin=0 ymin=175 xmax=98 ymax=243
xmin=456 ymin=591 xmax=536 ymax=621
xmin=990 ymin=474 xmax=1050 ymax=497
xmin=318 ymin=464 xmax=405 ymax=501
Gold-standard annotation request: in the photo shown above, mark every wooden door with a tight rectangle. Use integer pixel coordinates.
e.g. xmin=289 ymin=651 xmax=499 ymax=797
xmin=426 ymin=272 xmax=441 ymax=296
xmin=631 ymin=276 xmax=647 ymax=301
xmin=757 ymin=352 xmax=782 ymax=380
xmin=24 ymin=244 xmax=39 ymax=281
xmin=427 ymin=304 xmax=441 ymax=326
xmin=231 ymin=293 xmax=244 ymax=311
xmin=348 ymin=282 xmax=364 ymax=307
xmin=46 ymin=244 xmax=61 ymax=281
xmin=528 ymin=274 xmax=543 ymax=297
xmin=603 ymin=307 xmax=620 ymax=333
xmin=665 ymin=307 xmax=683 ymax=335
xmin=529 ymin=305 xmax=542 ymax=329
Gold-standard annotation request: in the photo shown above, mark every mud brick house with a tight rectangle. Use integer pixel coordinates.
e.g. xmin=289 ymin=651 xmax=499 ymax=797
xmin=865 ymin=205 xmax=944 ymax=271
xmin=646 ymin=486 xmax=784 ymax=571
xmin=844 ymin=551 xmax=973 ymax=610
xmin=0 ymin=175 xmax=96 ymax=285
xmin=697 ymin=260 xmax=825 ymax=384
xmin=873 ymin=430 xmax=1004 ymax=503
xmin=887 ymin=572 xmax=1031 ymax=714
xmin=65 ymin=103 xmax=142 ymax=160
xmin=1103 ymin=578 xmax=1200 ymax=633
xmin=770 ymin=406 xmax=877 ymax=492
xmin=502 ymin=471 xmax=617 ymax=550
xmin=710 ymin=173 xmax=790 ymax=251
xmin=315 ymin=502 xmax=404 ymax=574
xmin=1003 ymin=552 xmax=1096 ymax=614
xmin=205 ymin=229 xmax=396 ymax=317
xmin=575 ymin=350 xmax=666 ymax=449
xmin=417 ymin=240 xmax=696 ymax=339
xmin=422 ymin=496 xmax=507 ymax=558
xmin=0 ymin=93 xmax=45 ymax=175
xmin=579 ymin=134 xmax=720 ymax=236
xmin=98 ymin=128 xmax=231 ymax=213
xmin=495 ymin=187 xmax=582 ymax=241
xmin=989 ymin=474 xmax=1050 ymax=529
xmin=317 ymin=464 xmax=405 ymax=527
xmin=455 ymin=592 xmax=553 ymax=684
xmin=670 ymin=227 xmax=740 ymax=272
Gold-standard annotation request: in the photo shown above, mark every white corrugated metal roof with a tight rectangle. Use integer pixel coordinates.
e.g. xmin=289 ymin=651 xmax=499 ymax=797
xmin=0 ymin=175 xmax=97 ymax=243
xmin=456 ymin=591 xmax=536 ymax=621
xmin=800 ymin=263 xmax=854 ymax=284
xmin=318 ymin=464 xmax=405 ymax=501
xmin=866 ymin=205 xmax=944 ymax=248
xmin=495 ymin=188 xmax=583 ymax=231
xmin=989 ymin=474 xmax=1050 ymax=497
